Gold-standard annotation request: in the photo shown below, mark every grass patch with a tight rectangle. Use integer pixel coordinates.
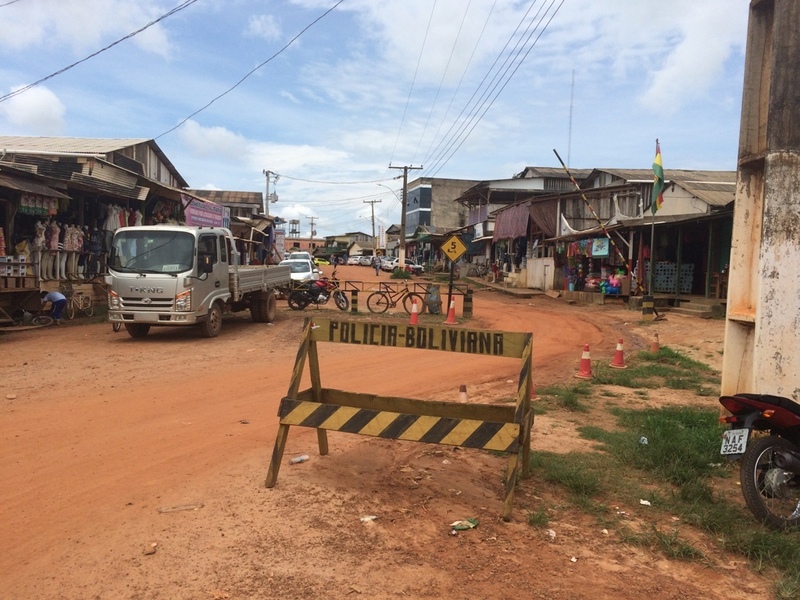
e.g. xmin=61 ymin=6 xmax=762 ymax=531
xmin=525 ymin=345 xmax=800 ymax=594
xmin=526 ymin=506 xmax=550 ymax=528
xmin=592 ymin=346 xmax=720 ymax=394
xmin=536 ymin=382 xmax=592 ymax=412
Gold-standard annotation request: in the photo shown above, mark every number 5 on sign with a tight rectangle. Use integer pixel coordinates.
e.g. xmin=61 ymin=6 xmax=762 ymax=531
xmin=443 ymin=235 xmax=467 ymax=262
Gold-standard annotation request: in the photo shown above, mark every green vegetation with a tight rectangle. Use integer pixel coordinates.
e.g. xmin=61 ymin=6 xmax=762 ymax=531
xmin=390 ymin=269 xmax=412 ymax=280
xmin=526 ymin=345 xmax=800 ymax=597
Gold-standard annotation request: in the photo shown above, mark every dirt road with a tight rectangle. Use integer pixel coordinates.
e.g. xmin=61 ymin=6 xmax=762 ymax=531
xmin=1 ymin=267 xmax=768 ymax=599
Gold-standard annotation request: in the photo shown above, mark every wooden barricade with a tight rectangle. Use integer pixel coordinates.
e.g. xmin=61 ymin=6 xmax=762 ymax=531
xmin=265 ymin=317 xmax=534 ymax=520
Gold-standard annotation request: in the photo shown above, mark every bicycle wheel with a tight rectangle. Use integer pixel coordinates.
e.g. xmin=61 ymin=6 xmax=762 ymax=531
xmin=402 ymin=293 xmax=427 ymax=315
xmin=366 ymin=291 xmax=390 ymax=313
xmin=65 ymin=301 xmax=76 ymax=320
xmin=32 ymin=315 xmax=54 ymax=326
xmin=83 ymin=298 xmax=94 ymax=317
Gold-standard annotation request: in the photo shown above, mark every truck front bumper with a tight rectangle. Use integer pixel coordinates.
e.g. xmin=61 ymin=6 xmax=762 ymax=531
xmin=109 ymin=310 xmax=203 ymax=326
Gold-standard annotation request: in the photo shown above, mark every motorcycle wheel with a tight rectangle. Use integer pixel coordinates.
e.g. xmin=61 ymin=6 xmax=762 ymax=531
xmin=333 ymin=290 xmax=350 ymax=312
xmin=288 ymin=291 xmax=310 ymax=311
xmin=740 ymin=435 xmax=800 ymax=531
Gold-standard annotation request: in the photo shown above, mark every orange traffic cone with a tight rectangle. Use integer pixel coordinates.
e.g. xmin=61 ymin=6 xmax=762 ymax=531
xmin=575 ymin=344 xmax=593 ymax=379
xmin=650 ymin=333 xmax=660 ymax=353
xmin=443 ymin=299 xmax=457 ymax=325
xmin=409 ymin=298 xmax=419 ymax=325
xmin=609 ymin=338 xmax=627 ymax=369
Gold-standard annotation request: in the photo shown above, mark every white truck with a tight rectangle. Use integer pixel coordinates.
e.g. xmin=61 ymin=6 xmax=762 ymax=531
xmin=105 ymin=225 xmax=291 ymax=338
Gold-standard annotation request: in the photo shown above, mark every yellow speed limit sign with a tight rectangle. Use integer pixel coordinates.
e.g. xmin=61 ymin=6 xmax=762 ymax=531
xmin=442 ymin=235 xmax=467 ymax=262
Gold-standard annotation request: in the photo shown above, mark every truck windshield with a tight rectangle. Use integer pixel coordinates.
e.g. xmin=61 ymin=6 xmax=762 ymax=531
xmin=110 ymin=230 xmax=195 ymax=275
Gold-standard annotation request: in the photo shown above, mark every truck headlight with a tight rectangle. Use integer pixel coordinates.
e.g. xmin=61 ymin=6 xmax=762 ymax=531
xmin=175 ymin=290 xmax=192 ymax=312
xmin=108 ymin=290 xmax=121 ymax=309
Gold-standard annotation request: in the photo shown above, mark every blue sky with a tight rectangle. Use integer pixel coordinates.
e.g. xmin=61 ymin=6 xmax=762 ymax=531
xmin=0 ymin=0 xmax=749 ymax=237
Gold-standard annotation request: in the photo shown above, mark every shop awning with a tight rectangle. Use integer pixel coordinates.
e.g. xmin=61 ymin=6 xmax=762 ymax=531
xmin=0 ymin=174 xmax=71 ymax=199
xmin=492 ymin=202 xmax=529 ymax=241
xmin=234 ymin=215 xmax=273 ymax=232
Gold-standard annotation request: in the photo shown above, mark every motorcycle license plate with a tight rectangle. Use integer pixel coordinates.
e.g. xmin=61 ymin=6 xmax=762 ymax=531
xmin=720 ymin=428 xmax=749 ymax=455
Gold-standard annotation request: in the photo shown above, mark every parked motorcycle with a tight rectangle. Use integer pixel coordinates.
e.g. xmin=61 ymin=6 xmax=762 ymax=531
xmin=287 ymin=277 xmax=349 ymax=312
xmin=719 ymin=393 xmax=800 ymax=530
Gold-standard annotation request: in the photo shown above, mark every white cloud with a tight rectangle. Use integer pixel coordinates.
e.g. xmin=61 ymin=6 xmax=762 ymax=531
xmin=246 ymin=14 xmax=282 ymax=42
xmin=0 ymin=1 xmax=172 ymax=58
xmin=0 ymin=86 xmax=66 ymax=133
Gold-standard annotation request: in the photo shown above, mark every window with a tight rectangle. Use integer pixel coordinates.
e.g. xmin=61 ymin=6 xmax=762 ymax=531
xmin=198 ymin=234 xmax=218 ymax=266
xmin=218 ymin=235 xmax=229 ymax=263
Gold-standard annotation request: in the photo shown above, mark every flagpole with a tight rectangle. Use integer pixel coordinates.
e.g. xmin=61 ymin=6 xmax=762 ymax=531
xmin=649 ymin=216 xmax=655 ymax=295
xmin=648 ymin=138 xmax=665 ymax=297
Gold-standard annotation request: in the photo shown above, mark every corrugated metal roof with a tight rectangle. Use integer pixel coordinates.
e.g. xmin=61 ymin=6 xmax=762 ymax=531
xmin=187 ymin=189 xmax=262 ymax=205
xmin=0 ymin=174 xmax=71 ymax=199
xmin=595 ymin=168 xmax=736 ymax=184
xmin=677 ymin=181 xmax=736 ymax=207
xmin=515 ymin=166 xmax=591 ymax=179
xmin=0 ymin=136 xmax=150 ymax=155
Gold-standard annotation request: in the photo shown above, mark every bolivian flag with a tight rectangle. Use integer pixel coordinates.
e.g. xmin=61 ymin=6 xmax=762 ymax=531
xmin=651 ymin=140 xmax=665 ymax=214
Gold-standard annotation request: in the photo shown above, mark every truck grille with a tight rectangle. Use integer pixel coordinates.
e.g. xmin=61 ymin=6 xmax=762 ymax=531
xmin=119 ymin=296 xmax=174 ymax=310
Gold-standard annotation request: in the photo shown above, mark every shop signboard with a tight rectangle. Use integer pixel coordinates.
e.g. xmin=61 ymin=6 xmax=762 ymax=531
xmin=591 ymin=237 xmax=609 ymax=257
xmin=181 ymin=194 xmax=225 ymax=227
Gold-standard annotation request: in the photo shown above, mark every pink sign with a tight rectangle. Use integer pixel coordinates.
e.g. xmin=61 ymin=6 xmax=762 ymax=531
xmin=181 ymin=193 xmax=225 ymax=227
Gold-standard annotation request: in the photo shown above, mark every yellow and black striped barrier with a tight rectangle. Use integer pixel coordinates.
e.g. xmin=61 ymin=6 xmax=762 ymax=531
xmin=265 ymin=317 xmax=534 ymax=521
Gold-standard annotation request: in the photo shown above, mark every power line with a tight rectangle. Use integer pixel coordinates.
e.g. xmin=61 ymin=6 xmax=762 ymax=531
xmin=0 ymin=0 xmax=200 ymax=104
xmin=154 ymin=0 xmax=344 ymax=140
xmin=429 ymin=0 xmax=564 ymax=177
xmin=386 ymin=0 xmax=438 ymax=169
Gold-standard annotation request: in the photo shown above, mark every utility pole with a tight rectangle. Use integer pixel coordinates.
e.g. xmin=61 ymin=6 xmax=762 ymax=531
xmin=306 ymin=216 xmax=318 ymax=239
xmin=363 ymin=199 xmax=382 ymax=254
xmin=262 ymin=169 xmax=279 ymax=217
xmin=388 ymin=164 xmax=422 ymax=269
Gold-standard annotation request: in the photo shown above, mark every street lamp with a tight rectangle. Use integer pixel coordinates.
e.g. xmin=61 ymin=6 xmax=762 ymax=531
xmin=376 ymin=183 xmax=401 ymax=201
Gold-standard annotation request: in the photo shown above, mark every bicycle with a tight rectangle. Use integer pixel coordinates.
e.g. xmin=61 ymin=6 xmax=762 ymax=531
xmin=59 ymin=284 xmax=94 ymax=320
xmin=366 ymin=281 xmax=427 ymax=315
xmin=466 ymin=263 xmax=488 ymax=277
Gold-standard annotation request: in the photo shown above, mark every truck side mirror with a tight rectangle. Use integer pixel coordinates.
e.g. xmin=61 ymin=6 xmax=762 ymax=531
xmin=199 ymin=255 xmax=214 ymax=274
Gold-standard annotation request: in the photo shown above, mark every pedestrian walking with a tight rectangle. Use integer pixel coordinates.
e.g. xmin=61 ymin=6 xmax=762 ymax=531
xmin=372 ymin=254 xmax=381 ymax=276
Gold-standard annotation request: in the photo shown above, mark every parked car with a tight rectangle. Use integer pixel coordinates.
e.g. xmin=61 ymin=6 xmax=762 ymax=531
xmin=403 ymin=261 xmax=424 ymax=275
xmin=380 ymin=257 xmax=398 ymax=272
xmin=346 ymin=256 xmax=361 ymax=265
xmin=279 ymin=259 xmax=320 ymax=282
xmin=358 ymin=255 xmax=373 ymax=266
xmin=287 ymin=251 xmax=313 ymax=262
xmin=315 ymin=257 xmax=331 ymax=265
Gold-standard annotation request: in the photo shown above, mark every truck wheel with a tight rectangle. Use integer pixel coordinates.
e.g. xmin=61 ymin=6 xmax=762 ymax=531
xmin=263 ymin=290 xmax=277 ymax=322
xmin=125 ymin=323 xmax=150 ymax=338
xmin=201 ymin=303 xmax=222 ymax=338
xmin=250 ymin=293 xmax=267 ymax=322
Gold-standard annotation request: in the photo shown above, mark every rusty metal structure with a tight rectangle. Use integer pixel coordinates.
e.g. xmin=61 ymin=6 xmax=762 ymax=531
xmin=722 ymin=0 xmax=800 ymax=400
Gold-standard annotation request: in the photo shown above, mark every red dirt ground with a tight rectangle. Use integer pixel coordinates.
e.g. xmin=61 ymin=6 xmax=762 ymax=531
xmin=1 ymin=265 xmax=771 ymax=599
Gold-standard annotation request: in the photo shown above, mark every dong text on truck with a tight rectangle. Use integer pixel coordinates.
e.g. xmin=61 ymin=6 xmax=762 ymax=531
xmin=105 ymin=225 xmax=291 ymax=338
